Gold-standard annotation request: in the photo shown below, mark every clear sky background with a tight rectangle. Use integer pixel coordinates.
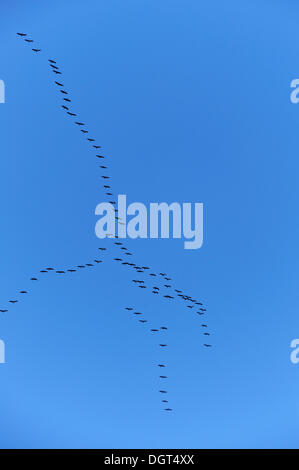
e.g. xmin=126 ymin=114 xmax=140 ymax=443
xmin=0 ymin=0 xmax=299 ymax=449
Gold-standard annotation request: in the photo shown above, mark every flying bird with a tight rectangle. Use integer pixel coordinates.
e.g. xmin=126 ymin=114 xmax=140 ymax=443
xmin=0 ymin=310 xmax=8 ymax=313
xmin=32 ymin=48 xmax=41 ymax=52
xmin=9 ymin=300 xmax=18 ymax=304
xmin=17 ymin=33 xmax=27 ymax=36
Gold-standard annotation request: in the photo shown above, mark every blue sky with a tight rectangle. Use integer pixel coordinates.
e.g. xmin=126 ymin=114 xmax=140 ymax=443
xmin=0 ymin=0 xmax=299 ymax=449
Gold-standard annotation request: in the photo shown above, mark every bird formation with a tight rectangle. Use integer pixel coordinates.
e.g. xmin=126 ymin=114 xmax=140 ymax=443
xmin=11 ymin=33 xmax=213 ymax=412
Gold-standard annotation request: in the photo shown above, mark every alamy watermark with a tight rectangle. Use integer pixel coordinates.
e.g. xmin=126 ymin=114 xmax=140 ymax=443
xmin=290 ymin=339 xmax=299 ymax=364
xmin=0 ymin=340 xmax=5 ymax=363
xmin=0 ymin=80 xmax=5 ymax=103
xmin=95 ymin=195 xmax=203 ymax=249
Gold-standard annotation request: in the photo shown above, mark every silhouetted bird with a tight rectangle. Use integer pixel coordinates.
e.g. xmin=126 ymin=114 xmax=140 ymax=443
xmin=17 ymin=33 xmax=27 ymax=36
xmin=204 ymin=344 xmax=212 ymax=347
xmin=9 ymin=300 xmax=18 ymax=304
xmin=0 ymin=310 xmax=8 ymax=313
xmin=32 ymin=48 xmax=41 ymax=52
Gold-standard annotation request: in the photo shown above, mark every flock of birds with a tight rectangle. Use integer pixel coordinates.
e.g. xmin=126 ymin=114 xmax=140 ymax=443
xmin=3 ymin=33 xmax=213 ymax=412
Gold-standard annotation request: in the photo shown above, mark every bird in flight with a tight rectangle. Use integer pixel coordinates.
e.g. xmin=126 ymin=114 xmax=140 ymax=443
xmin=32 ymin=48 xmax=41 ymax=52
xmin=9 ymin=300 xmax=18 ymax=304
xmin=17 ymin=33 xmax=27 ymax=36
xmin=204 ymin=344 xmax=212 ymax=347
xmin=0 ymin=310 xmax=8 ymax=313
